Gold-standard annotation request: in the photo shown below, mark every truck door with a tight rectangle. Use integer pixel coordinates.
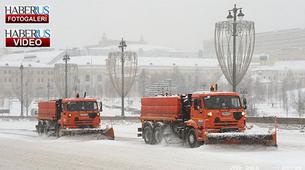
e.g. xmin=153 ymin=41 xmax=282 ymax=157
xmin=192 ymin=98 xmax=203 ymax=120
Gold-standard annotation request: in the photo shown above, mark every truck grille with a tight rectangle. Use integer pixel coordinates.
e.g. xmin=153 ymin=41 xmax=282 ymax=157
xmin=214 ymin=118 xmax=238 ymax=127
xmin=74 ymin=119 xmax=94 ymax=125
xmin=88 ymin=113 xmax=97 ymax=118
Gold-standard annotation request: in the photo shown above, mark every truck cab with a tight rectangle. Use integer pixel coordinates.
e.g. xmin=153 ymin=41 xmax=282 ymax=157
xmin=59 ymin=98 xmax=101 ymax=128
xmin=189 ymin=92 xmax=246 ymax=133
xmin=139 ymin=90 xmax=276 ymax=148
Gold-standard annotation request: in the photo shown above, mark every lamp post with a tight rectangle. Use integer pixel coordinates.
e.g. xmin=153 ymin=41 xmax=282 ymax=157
xmin=47 ymin=80 xmax=50 ymax=100
xmin=119 ymin=38 xmax=127 ymax=117
xmin=25 ymin=82 xmax=28 ymax=116
xmin=19 ymin=64 xmax=24 ymax=117
xmin=226 ymin=4 xmax=244 ymax=92
xmin=215 ymin=5 xmax=254 ymax=93
xmin=63 ymin=52 xmax=70 ymax=98
xmin=107 ymin=40 xmax=138 ymax=117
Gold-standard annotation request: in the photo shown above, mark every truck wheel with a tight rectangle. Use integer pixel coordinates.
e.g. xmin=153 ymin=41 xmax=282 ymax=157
xmin=154 ymin=126 xmax=163 ymax=144
xmin=55 ymin=124 xmax=63 ymax=138
xmin=143 ymin=126 xmax=154 ymax=144
xmin=43 ymin=122 xmax=48 ymax=135
xmin=186 ymin=128 xmax=199 ymax=148
xmin=37 ymin=122 xmax=43 ymax=135
xmin=56 ymin=128 xmax=64 ymax=138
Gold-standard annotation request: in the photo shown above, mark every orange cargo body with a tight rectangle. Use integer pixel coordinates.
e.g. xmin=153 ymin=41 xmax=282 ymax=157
xmin=140 ymin=96 xmax=181 ymax=121
xmin=37 ymin=101 xmax=57 ymax=120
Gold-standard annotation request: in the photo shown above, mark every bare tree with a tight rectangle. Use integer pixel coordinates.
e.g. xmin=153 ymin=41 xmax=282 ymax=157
xmin=138 ymin=69 xmax=148 ymax=96
xmin=11 ymin=66 xmax=34 ymax=116
xmin=107 ymin=49 xmax=138 ymax=116
xmin=281 ymin=78 xmax=289 ymax=117
xmin=54 ymin=63 xmax=79 ymax=98
xmin=296 ymin=81 xmax=304 ymax=118
xmin=171 ymin=65 xmax=186 ymax=93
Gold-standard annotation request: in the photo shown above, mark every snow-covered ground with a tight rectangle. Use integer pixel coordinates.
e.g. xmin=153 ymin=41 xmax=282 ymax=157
xmin=255 ymin=102 xmax=303 ymax=118
xmin=0 ymin=119 xmax=304 ymax=170
xmin=255 ymin=103 xmax=290 ymax=117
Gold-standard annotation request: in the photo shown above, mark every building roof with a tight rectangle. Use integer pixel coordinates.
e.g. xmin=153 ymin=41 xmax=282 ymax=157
xmin=0 ymin=50 xmax=63 ymax=66
xmin=89 ymin=43 xmax=187 ymax=53
xmin=54 ymin=55 xmax=220 ymax=68
xmin=254 ymin=60 xmax=305 ymax=71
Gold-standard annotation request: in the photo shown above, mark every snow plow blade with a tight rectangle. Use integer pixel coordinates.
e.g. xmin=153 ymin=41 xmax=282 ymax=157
xmin=206 ymin=132 xmax=277 ymax=146
xmin=58 ymin=127 xmax=115 ymax=140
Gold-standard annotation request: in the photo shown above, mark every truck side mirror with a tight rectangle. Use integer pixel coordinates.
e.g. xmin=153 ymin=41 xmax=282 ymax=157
xmin=99 ymin=102 xmax=103 ymax=112
xmin=242 ymin=98 xmax=247 ymax=109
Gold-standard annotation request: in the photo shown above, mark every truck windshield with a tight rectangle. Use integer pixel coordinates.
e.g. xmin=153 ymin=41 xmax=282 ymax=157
xmin=204 ymin=96 xmax=241 ymax=109
xmin=66 ymin=101 xmax=98 ymax=111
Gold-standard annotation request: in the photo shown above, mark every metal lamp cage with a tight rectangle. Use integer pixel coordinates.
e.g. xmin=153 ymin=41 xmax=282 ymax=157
xmin=106 ymin=51 xmax=138 ymax=97
xmin=215 ymin=20 xmax=255 ymax=87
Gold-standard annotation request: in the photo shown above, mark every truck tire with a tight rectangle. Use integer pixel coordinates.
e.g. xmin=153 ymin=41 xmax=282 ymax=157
xmin=43 ymin=121 xmax=48 ymax=135
xmin=186 ymin=128 xmax=199 ymax=148
xmin=55 ymin=124 xmax=63 ymax=138
xmin=143 ymin=125 xmax=154 ymax=144
xmin=37 ymin=121 xmax=43 ymax=135
xmin=56 ymin=128 xmax=64 ymax=138
xmin=154 ymin=126 xmax=163 ymax=144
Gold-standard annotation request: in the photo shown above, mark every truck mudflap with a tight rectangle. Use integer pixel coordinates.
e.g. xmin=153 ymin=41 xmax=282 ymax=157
xmin=57 ymin=127 xmax=115 ymax=140
xmin=205 ymin=131 xmax=277 ymax=146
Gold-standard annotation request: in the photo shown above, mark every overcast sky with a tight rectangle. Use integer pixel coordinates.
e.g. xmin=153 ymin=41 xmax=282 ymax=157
xmin=1 ymin=0 xmax=305 ymax=50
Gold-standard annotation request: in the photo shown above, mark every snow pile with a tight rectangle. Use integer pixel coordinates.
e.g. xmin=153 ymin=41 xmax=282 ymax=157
xmin=207 ymin=124 xmax=276 ymax=140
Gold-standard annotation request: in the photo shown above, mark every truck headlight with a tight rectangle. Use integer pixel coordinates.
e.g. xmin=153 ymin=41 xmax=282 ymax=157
xmin=68 ymin=113 xmax=72 ymax=117
xmin=207 ymin=112 xmax=213 ymax=117
xmin=242 ymin=112 xmax=246 ymax=116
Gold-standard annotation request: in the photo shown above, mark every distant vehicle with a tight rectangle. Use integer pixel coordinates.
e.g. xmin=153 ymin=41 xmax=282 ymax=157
xmin=36 ymin=97 xmax=114 ymax=139
xmin=138 ymin=85 xmax=276 ymax=147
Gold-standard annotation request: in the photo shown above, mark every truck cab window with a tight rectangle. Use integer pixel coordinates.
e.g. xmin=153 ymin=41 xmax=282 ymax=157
xmin=66 ymin=102 xmax=98 ymax=111
xmin=204 ymin=96 xmax=241 ymax=109
xmin=194 ymin=99 xmax=202 ymax=110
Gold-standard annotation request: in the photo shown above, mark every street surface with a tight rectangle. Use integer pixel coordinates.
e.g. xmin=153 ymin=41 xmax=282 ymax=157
xmin=0 ymin=119 xmax=304 ymax=170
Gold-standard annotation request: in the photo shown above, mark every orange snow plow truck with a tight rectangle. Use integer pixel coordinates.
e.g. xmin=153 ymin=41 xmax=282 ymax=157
xmin=138 ymin=91 xmax=277 ymax=148
xmin=36 ymin=97 xmax=114 ymax=139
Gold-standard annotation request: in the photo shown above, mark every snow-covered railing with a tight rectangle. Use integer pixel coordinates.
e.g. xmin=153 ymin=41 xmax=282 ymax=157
xmin=247 ymin=116 xmax=305 ymax=125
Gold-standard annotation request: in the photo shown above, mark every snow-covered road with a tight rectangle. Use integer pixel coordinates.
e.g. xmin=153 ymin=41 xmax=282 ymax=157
xmin=0 ymin=119 xmax=304 ymax=170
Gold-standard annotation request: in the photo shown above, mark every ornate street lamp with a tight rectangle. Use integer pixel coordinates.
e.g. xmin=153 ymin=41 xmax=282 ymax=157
xmin=54 ymin=51 xmax=78 ymax=98
xmin=63 ymin=52 xmax=70 ymax=98
xmin=215 ymin=4 xmax=255 ymax=92
xmin=119 ymin=38 xmax=127 ymax=117
xmin=107 ymin=38 xmax=138 ymax=117
xmin=54 ymin=63 xmax=78 ymax=98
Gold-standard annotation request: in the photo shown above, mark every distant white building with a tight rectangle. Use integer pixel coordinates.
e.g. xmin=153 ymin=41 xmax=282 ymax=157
xmin=203 ymin=28 xmax=305 ymax=60
xmin=0 ymin=47 xmax=222 ymax=100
